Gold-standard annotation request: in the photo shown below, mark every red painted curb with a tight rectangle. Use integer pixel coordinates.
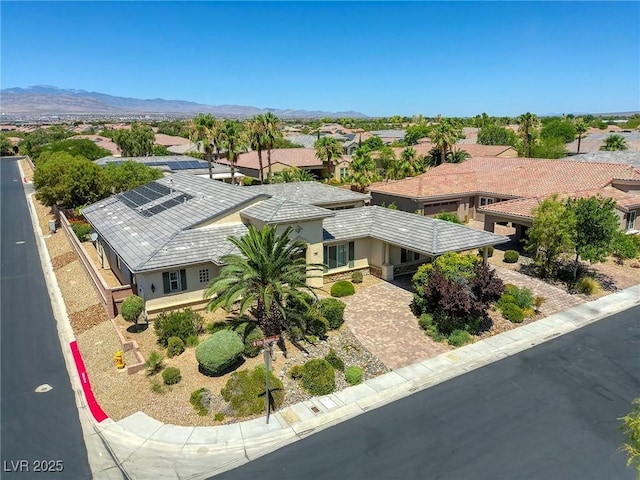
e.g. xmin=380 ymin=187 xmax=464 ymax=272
xmin=70 ymin=341 xmax=108 ymax=422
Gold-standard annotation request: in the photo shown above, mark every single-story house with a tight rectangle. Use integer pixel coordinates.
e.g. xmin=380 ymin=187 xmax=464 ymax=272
xmin=69 ymin=135 xmax=120 ymax=156
xmin=82 ymin=173 xmax=508 ymax=317
xmin=367 ymin=157 xmax=640 ymax=239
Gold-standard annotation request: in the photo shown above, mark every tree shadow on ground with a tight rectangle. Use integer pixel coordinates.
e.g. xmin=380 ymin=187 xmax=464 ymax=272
xmin=127 ymin=323 xmax=149 ymax=334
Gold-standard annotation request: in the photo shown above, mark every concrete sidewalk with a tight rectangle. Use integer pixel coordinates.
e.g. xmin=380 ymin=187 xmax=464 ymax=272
xmin=92 ymin=284 xmax=640 ymax=480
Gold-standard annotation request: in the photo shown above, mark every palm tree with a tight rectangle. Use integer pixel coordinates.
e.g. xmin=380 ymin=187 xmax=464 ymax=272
xmin=189 ymin=114 xmax=223 ymax=180
xmin=314 ymin=136 xmax=343 ymax=180
xmin=396 ymin=147 xmax=419 ymax=178
xmin=600 ymin=133 xmax=628 ymax=151
xmin=220 ymin=120 xmax=248 ymax=185
xmin=248 ymin=115 xmax=266 ymax=184
xmin=349 ymin=149 xmax=379 ymax=192
xmin=378 ymin=146 xmax=397 ymax=180
xmin=574 ymin=117 xmax=588 ymax=154
xmin=260 ymin=112 xmax=283 ymax=183
xmin=430 ymin=118 xmax=463 ymax=165
xmin=448 ymin=148 xmax=470 ymax=163
xmin=271 ymin=167 xmax=316 ymax=183
xmin=204 ymin=225 xmax=322 ymax=337
xmin=517 ymin=112 xmax=539 ymax=157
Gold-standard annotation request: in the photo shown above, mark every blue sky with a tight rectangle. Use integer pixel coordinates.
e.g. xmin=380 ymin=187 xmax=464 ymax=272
xmin=1 ymin=1 xmax=638 ymax=117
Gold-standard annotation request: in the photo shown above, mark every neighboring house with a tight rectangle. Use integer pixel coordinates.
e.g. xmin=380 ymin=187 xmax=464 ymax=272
xmin=167 ymin=141 xmax=204 ymax=155
xmin=566 ymin=131 xmax=640 ymax=154
xmin=569 ymin=151 xmax=640 ymax=169
xmin=283 ymin=134 xmax=318 ymax=149
xmin=457 ymin=127 xmax=479 ymax=145
xmin=154 ymin=133 xmax=191 ymax=147
xmin=218 ymin=148 xmax=347 ymax=182
xmin=367 ymin=157 xmax=640 ymax=238
xmin=82 ymin=173 xmax=508 ymax=317
xmin=370 ymin=129 xmax=406 ymax=144
xmin=95 ymin=155 xmax=241 ymax=182
xmin=247 ymin=181 xmax=370 ymax=210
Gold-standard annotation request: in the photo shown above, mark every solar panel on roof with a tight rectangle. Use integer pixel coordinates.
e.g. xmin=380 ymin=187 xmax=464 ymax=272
xmin=136 ymin=193 xmax=194 ymax=217
xmin=167 ymin=161 xmax=182 ymax=170
xmin=145 ymin=182 xmax=171 ymax=197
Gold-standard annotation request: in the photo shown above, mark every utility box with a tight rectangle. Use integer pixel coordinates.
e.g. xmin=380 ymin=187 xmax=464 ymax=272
xmin=49 ymin=220 xmax=56 ymax=233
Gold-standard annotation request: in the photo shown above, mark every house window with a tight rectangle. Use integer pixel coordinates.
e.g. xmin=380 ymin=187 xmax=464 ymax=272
xmin=199 ymin=268 xmax=210 ymax=283
xmin=340 ymin=167 xmax=349 ymax=180
xmin=163 ymin=269 xmax=187 ymax=294
xmin=401 ymin=248 xmax=420 ymax=263
xmin=479 ymin=197 xmax=495 ymax=207
xmin=627 ymin=211 xmax=637 ymax=231
xmin=324 ymin=241 xmax=355 ymax=271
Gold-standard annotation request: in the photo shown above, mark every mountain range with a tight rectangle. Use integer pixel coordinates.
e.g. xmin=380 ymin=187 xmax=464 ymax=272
xmin=0 ymin=86 xmax=368 ymax=119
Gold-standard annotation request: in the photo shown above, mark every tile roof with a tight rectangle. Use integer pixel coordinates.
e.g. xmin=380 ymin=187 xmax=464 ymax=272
xmin=322 ymin=206 xmax=508 ymax=255
xmin=240 ymin=197 xmax=335 ymax=224
xmin=154 ymin=133 xmax=191 ymax=146
xmin=368 ymin=157 xmax=640 ymax=199
xmin=569 ymin=151 xmax=640 ymax=169
xmin=247 ymin=181 xmax=371 ymax=206
xmin=219 ymin=148 xmax=325 ymax=170
xmin=69 ymin=135 xmax=120 ymax=156
xmin=83 ymin=173 xmax=266 ymax=272
xmin=283 ymin=134 xmax=318 ymax=149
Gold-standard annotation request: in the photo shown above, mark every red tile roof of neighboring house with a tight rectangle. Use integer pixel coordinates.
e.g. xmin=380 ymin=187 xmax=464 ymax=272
xmin=368 ymin=157 xmax=640 ymax=200
xmin=154 ymin=133 xmax=191 ymax=146
xmin=70 ymin=135 xmax=120 ymax=156
xmin=218 ymin=148 xmax=326 ymax=170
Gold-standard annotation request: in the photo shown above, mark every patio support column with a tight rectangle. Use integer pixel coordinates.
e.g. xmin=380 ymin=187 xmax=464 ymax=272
xmin=483 ymin=216 xmax=495 ymax=233
xmin=482 ymin=247 xmax=488 ymax=265
xmin=381 ymin=243 xmax=393 ymax=281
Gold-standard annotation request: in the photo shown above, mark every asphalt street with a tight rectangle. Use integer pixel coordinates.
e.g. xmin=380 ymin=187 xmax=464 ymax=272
xmin=214 ymin=305 xmax=640 ymax=480
xmin=0 ymin=157 xmax=91 ymax=478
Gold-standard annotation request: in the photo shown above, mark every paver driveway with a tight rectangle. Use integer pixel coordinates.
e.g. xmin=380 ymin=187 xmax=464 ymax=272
xmin=341 ymin=281 xmax=450 ymax=370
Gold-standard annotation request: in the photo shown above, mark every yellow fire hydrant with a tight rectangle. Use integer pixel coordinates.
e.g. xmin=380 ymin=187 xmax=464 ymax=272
xmin=115 ymin=351 xmax=125 ymax=369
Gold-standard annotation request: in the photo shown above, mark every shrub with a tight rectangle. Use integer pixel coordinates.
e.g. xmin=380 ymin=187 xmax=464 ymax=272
xmin=162 ymin=367 xmax=182 ymax=385
xmin=344 ymin=366 xmax=363 ymax=385
xmin=214 ymin=412 xmax=225 ymax=422
xmin=447 ymin=329 xmax=473 ymax=347
xmin=145 ymin=350 xmax=164 ymax=375
xmin=167 ymin=336 xmax=185 ymax=357
xmin=576 ymin=276 xmax=601 ymax=295
xmin=233 ymin=322 xmax=264 ymax=358
xmin=205 ymin=321 xmax=229 ymax=335
xmin=221 ymin=365 xmax=284 ymax=417
xmin=503 ymin=286 xmax=534 ymax=309
xmin=351 ymin=271 xmax=363 ymax=284
xmin=154 ymin=308 xmax=204 ymax=347
xmin=300 ymin=359 xmax=336 ymax=396
xmin=418 ymin=313 xmax=446 ymax=342
xmin=71 ymin=221 xmax=91 ymax=241
xmin=185 ymin=335 xmax=199 ymax=347
xmin=434 ymin=212 xmax=462 ymax=224
xmin=190 ymin=388 xmax=211 ymax=416
xmin=318 ymin=298 xmax=346 ymax=329
xmin=288 ymin=365 xmax=303 ymax=380
xmin=195 ymin=330 xmax=244 ymax=376
xmin=534 ymin=296 xmax=546 ymax=311
xmin=121 ymin=294 xmax=144 ymax=324
xmin=523 ymin=308 xmax=536 ymax=318
xmin=503 ymin=250 xmax=519 ymax=263
xmin=325 ymin=349 xmax=345 ymax=372
xmin=330 ymin=281 xmax=355 ymax=298
xmin=501 ymin=303 xmax=525 ymax=323
xmin=150 ymin=380 xmax=165 ymax=394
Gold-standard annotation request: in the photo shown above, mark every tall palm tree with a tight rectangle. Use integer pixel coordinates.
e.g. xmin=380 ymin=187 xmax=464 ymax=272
xmin=430 ymin=118 xmax=463 ymax=166
xmin=204 ymin=225 xmax=322 ymax=337
xmin=396 ymin=147 xmax=419 ymax=178
xmin=189 ymin=113 xmax=215 ymax=179
xmin=574 ymin=117 xmax=588 ymax=154
xmin=600 ymin=134 xmax=629 ymax=151
xmin=260 ymin=112 xmax=283 ymax=183
xmin=220 ymin=120 xmax=248 ymax=185
xmin=248 ymin=115 xmax=267 ymax=184
xmin=314 ymin=136 xmax=343 ymax=180
xmin=378 ymin=145 xmax=397 ymax=180
xmin=517 ymin=112 xmax=539 ymax=158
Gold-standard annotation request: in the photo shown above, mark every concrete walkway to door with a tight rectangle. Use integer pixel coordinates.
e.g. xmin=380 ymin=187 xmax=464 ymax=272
xmin=341 ymin=281 xmax=450 ymax=370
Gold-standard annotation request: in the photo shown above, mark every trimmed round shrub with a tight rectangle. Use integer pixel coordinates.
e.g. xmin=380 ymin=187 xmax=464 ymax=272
xmin=330 ymin=280 xmax=355 ymax=298
xmin=162 ymin=367 xmax=182 ymax=385
xmin=221 ymin=365 xmax=284 ymax=417
xmin=351 ymin=271 xmax=363 ymax=284
xmin=121 ymin=294 xmax=144 ymax=324
xmin=418 ymin=313 xmax=434 ymax=331
xmin=195 ymin=330 xmax=244 ymax=376
xmin=344 ymin=366 xmax=363 ymax=385
xmin=318 ymin=298 xmax=346 ymax=330
xmin=503 ymin=250 xmax=519 ymax=263
xmin=576 ymin=277 xmax=601 ymax=295
xmin=501 ymin=302 xmax=525 ymax=323
xmin=447 ymin=329 xmax=473 ymax=347
xmin=167 ymin=336 xmax=185 ymax=358
xmin=154 ymin=308 xmax=204 ymax=347
xmin=324 ymin=349 xmax=345 ymax=372
xmin=71 ymin=222 xmax=91 ymax=241
xmin=233 ymin=323 xmax=264 ymax=358
xmin=300 ymin=359 xmax=336 ymax=396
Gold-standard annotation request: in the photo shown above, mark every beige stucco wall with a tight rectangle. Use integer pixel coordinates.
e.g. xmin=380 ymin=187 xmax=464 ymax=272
xmin=135 ymin=262 xmax=220 ymax=303
xmin=497 ymin=148 xmax=518 ymax=158
xmin=322 ymin=237 xmax=371 ymax=277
